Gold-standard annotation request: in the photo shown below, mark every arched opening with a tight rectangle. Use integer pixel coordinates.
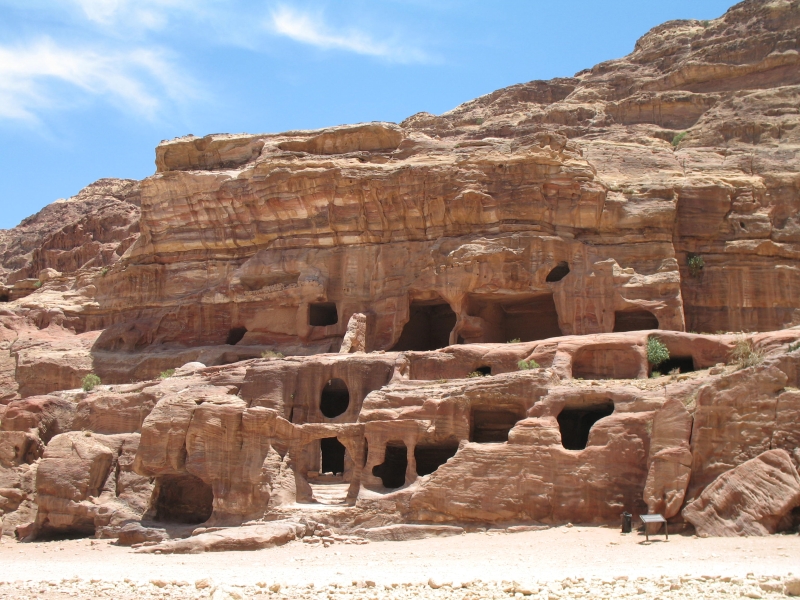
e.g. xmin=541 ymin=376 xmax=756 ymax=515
xmin=391 ymin=299 xmax=457 ymax=351
xmin=546 ymin=261 xmax=570 ymax=282
xmin=470 ymin=405 xmax=525 ymax=443
xmin=320 ymin=378 xmax=350 ymax=418
xmin=225 ymin=326 xmax=247 ymax=345
xmin=154 ymin=474 xmax=214 ymax=524
xmin=465 ymin=293 xmax=561 ymax=343
xmin=557 ymin=402 xmax=614 ymax=450
xmin=414 ymin=444 xmax=459 ymax=476
xmin=613 ymin=310 xmax=659 ymax=332
xmin=475 ymin=366 xmax=492 ymax=376
xmin=372 ymin=442 xmax=408 ymax=489
xmin=572 ymin=346 xmax=641 ymax=379
xmin=0 ymin=291 xmax=9 ymax=302
xmin=309 ymin=302 xmax=338 ymax=327
xmin=657 ymin=356 xmax=696 ymax=374
xmin=320 ymin=437 xmax=346 ymax=475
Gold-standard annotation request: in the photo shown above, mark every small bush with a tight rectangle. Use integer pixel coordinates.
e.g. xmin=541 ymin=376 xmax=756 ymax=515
xmin=507 ymin=338 xmax=521 ymax=344
xmin=475 ymin=117 xmax=484 ymax=125
xmin=435 ymin=378 xmax=448 ymax=384
xmin=687 ymin=254 xmax=704 ymax=277
xmin=731 ymin=336 xmax=765 ymax=369
xmin=788 ymin=341 xmax=800 ymax=353
xmin=159 ymin=369 xmax=175 ymax=379
xmin=82 ymin=373 xmax=101 ymax=392
xmin=100 ymin=267 xmax=109 ymax=277
xmin=701 ymin=20 xmax=710 ymax=27
xmin=467 ymin=371 xmax=485 ymax=378
xmin=33 ymin=281 xmax=43 ymax=289
xmin=647 ymin=337 xmax=670 ymax=366
xmin=518 ymin=359 xmax=540 ymax=370
xmin=672 ymin=131 xmax=688 ymax=147
xmin=261 ymin=350 xmax=285 ymax=359
xmin=650 ymin=371 xmax=662 ymax=379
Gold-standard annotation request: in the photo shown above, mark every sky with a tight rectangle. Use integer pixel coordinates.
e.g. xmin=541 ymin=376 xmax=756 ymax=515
xmin=0 ymin=0 xmax=736 ymax=229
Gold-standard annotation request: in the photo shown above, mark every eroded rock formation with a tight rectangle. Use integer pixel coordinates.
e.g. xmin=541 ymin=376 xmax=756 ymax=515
xmin=0 ymin=0 xmax=799 ymax=545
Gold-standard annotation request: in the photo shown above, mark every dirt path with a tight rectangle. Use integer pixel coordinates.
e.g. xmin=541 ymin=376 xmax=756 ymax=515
xmin=0 ymin=526 xmax=798 ymax=598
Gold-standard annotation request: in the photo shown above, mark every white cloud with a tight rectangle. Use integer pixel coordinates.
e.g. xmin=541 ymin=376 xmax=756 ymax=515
xmin=268 ymin=5 xmax=429 ymax=63
xmin=0 ymin=38 xmax=197 ymax=122
xmin=70 ymin=0 xmax=204 ymax=31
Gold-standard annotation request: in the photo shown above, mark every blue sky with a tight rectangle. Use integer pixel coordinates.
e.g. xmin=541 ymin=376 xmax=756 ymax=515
xmin=0 ymin=0 xmax=735 ymax=229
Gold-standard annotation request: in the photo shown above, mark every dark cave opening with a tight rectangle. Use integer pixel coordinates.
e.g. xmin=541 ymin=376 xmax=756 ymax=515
xmin=470 ymin=406 xmax=525 ymax=443
xmin=372 ymin=442 xmax=408 ymax=489
xmin=466 ymin=293 xmax=562 ymax=343
xmin=0 ymin=291 xmax=9 ymax=302
xmin=475 ymin=366 xmax=492 ymax=376
xmin=309 ymin=302 xmax=338 ymax=327
xmin=546 ymin=261 xmax=571 ymax=282
xmin=154 ymin=474 xmax=214 ymax=524
xmin=656 ymin=356 xmax=696 ymax=374
xmin=320 ymin=378 xmax=350 ymax=418
xmin=320 ymin=437 xmax=346 ymax=475
xmin=391 ymin=299 xmax=457 ymax=351
xmin=613 ymin=310 xmax=660 ymax=332
xmin=557 ymin=402 xmax=615 ymax=450
xmin=225 ymin=326 xmax=248 ymax=345
xmin=414 ymin=444 xmax=459 ymax=476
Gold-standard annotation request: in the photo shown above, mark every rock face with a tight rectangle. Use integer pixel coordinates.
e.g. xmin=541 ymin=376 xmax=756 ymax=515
xmin=0 ymin=0 xmax=799 ymax=543
xmin=683 ymin=449 xmax=800 ymax=536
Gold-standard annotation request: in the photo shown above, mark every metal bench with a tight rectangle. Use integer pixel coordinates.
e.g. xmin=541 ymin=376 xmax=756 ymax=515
xmin=639 ymin=514 xmax=668 ymax=542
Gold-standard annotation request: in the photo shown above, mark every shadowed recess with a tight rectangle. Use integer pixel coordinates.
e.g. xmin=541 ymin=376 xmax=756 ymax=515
xmin=613 ymin=310 xmax=659 ymax=332
xmin=372 ymin=442 xmax=408 ymax=488
xmin=470 ymin=406 xmax=525 ymax=443
xmin=309 ymin=302 xmax=338 ymax=327
xmin=320 ymin=378 xmax=350 ymax=418
xmin=391 ymin=299 xmax=457 ymax=351
xmin=320 ymin=437 xmax=346 ymax=475
xmin=557 ymin=402 xmax=614 ymax=450
xmin=414 ymin=443 xmax=459 ymax=476
xmin=225 ymin=326 xmax=247 ymax=345
xmin=546 ymin=261 xmax=571 ymax=282
xmin=154 ymin=474 xmax=214 ymax=524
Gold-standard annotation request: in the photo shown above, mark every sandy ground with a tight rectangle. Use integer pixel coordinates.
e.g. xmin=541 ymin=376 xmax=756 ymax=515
xmin=0 ymin=526 xmax=798 ymax=598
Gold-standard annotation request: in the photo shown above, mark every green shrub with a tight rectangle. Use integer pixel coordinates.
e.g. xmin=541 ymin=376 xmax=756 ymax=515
xmin=261 ymin=350 xmax=285 ymax=359
xmin=687 ymin=254 xmax=704 ymax=277
xmin=82 ymin=373 xmax=101 ymax=392
xmin=100 ymin=267 xmax=109 ymax=277
xmin=467 ymin=371 xmax=485 ymax=378
xmin=788 ymin=341 xmax=800 ymax=353
xmin=731 ymin=336 xmax=765 ymax=369
xmin=701 ymin=20 xmax=710 ymax=27
xmin=517 ymin=359 xmax=540 ymax=370
xmin=159 ymin=369 xmax=175 ymax=379
xmin=646 ymin=337 xmax=670 ymax=366
xmin=672 ymin=131 xmax=688 ymax=147
xmin=507 ymin=338 xmax=521 ymax=344
xmin=650 ymin=371 xmax=662 ymax=379
xmin=33 ymin=281 xmax=42 ymax=289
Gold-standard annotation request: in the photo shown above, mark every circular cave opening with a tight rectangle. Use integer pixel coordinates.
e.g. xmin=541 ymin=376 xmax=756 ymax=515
xmin=320 ymin=378 xmax=350 ymax=418
xmin=546 ymin=261 xmax=570 ymax=283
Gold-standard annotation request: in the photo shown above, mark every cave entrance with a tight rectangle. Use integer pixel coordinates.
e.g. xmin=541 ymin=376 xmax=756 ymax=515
xmin=557 ymin=402 xmax=614 ymax=450
xmin=613 ymin=310 xmax=659 ymax=332
xmin=320 ymin=437 xmax=346 ymax=475
xmin=226 ymin=326 xmax=247 ymax=345
xmin=475 ymin=366 xmax=492 ymax=376
xmin=657 ymin=356 xmax=695 ymax=374
xmin=309 ymin=302 xmax=338 ymax=327
xmin=414 ymin=444 xmax=459 ymax=476
xmin=470 ymin=406 xmax=525 ymax=443
xmin=320 ymin=378 xmax=350 ymax=418
xmin=546 ymin=261 xmax=570 ymax=282
xmin=0 ymin=291 xmax=8 ymax=302
xmin=391 ymin=298 xmax=457 ymax=351
xmin=154 ymin=474 xmax=214 ymax=524
xmin=466 ymin=293 xmax=562 ymax=343
xmin=372 ymin=442 xmax=408 ymax=489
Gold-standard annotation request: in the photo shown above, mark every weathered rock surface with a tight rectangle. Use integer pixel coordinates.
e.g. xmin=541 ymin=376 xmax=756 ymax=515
xmin=136 ymin=521 xmax=304 ymax=553
xmin=0 ymin=0 xmax=799 ymax=544
xmin=682 ymin=448 xmax=800 ymax=536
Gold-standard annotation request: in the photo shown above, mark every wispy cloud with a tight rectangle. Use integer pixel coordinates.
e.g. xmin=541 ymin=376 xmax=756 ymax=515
xmin=70 ymin=0 xmax=194 ymax=30
xmin=268 ymin=5 xmax=430 ymax=63
xmin=0 ymin=38 xmax=197 ymax=122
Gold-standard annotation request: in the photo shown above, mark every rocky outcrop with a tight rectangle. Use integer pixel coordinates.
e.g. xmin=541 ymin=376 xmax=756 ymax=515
xmin=683 ymin=449 xmax=800 ymax=536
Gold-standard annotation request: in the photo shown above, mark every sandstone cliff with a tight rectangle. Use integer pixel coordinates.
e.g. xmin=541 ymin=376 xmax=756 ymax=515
xmin=0 ymin=0 xmax=799 ymax=544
